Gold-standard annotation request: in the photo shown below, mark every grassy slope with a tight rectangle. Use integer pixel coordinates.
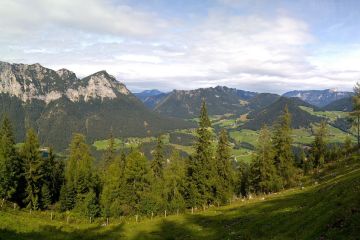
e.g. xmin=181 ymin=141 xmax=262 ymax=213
xmin=1 ymin=159 xmax=359 ymax=240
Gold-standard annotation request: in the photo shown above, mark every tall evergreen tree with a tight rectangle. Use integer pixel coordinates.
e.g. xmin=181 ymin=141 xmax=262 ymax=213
xmin=101 ymin=153 xmax=126 ymax=217
xmin=62 ymin=133 xmax=96 ymax=211
xmin=350 ymin=82 xmax=360 ymax=150
xmin=186 ymin=100 xmax=215 ymax=207
xmin=22 ymin=128 xmax=43 ymax=210
xmin=311 ymin=121 xmax=328 ymax=168
xmin=272 ymin=106 xmax=296 ymax=188
xmin=151 ymin=135 xmax=165 ymax=179
xmin=250 ymin=126 xmax=280 ymax=194
xmin=214 ymin=129 xmax=234 ymax=204
xmin=0 ymin=116 xmax=23 ymax=203
xmin=123 ymin=149 xmax=152 ymax=214
xmin=164 ymin=150 xmax=186 ymax=212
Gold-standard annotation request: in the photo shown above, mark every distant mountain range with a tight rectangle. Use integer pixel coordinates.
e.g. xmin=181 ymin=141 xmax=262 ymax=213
xmin=0 ymin=61 xmax=192 ymax=150
xmin=0 ymin=60 xmax=355 ymax=151
xmin=134 ymin=89 xmax=164 ymax=101
xmin=282 ymin=89 xmax=353 ymax=107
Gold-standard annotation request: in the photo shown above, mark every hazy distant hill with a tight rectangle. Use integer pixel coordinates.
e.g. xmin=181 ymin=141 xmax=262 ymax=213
xmin=243 ymin=97 xmax=323 ymax=130
xmin=283 ymin=89 xmax=353 ymax=107
xmin=0 ymin=61 xmax=193 ymax=150
xmin=322 ymin=97 xmax=353 ymax=112
xmin=134 ymin=89 xmax=164 ymax=101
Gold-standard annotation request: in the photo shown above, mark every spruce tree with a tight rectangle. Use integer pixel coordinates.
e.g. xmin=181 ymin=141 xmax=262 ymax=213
xmin=151 ymin=135 xmax=165 ymax=179
xmin=214 ymin=129 xmax=234 ymax=204
xmin=236 ymin=161 xmax=250 ymax=198
xmin=272 ymin=106 xmax=296 ymax=188
xmin=0 ymin=116 xmax=23 ymax=203
xmin=186 ymin=100 xmax=215 ymax=207
xmin=64 ymin=133 xmax=95 ymax=211
xmin=250 ymin=126 xmax=280 ymax=194
xmin=41 ymin=184 xmax=52 ymax=209
xmin=101 ymin=154 xmax=125 ymax=217
xmin=164 ymin=150 xmax=186 ymax=212
xmin=350 ymin=82 xmax=360 ymax=150
xmin=311 ymin=121 xmax=328 ymax=168
xmin=123 ymin=149 xmax=152 ymax=214
xmin=22 ymin=128 xmax=43 ymax=210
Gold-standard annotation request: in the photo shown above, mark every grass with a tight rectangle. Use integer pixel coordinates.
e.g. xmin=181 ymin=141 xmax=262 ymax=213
xmin=300 ymin=106 xmax=348 ymax=122
xmin=1 ymin=158 xmax=359 ymax=239
xmin=92 ymin=138 xmax=123 ymax=150
xmin=229 ymin=129 xmax=258 ymax=146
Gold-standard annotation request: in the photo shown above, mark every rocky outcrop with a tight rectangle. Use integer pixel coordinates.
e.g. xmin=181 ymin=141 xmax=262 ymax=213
xmin=0 ymin=61 xmax=130 ymax=104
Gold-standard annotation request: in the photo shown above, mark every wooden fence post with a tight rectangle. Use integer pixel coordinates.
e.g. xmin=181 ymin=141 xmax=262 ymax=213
xmin=165 ymin=210 xmax=167 ymax=218
xmin=151 ymin=212 xmax=153 ymax=220
xmin=107 ymin=217 xmax=109 ymax=226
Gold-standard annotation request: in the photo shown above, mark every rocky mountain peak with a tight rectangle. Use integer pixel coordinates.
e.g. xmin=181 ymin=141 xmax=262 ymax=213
xmin=0 ymin=61 xmax=131 ymax=104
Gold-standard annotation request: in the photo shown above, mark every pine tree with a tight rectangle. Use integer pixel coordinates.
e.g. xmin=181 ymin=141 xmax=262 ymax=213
xmin=123 ymin=149 xmax=152 ymax=214
xmin=214 ymin=129 xmax=234 ymax=204
xmin=22 ymin=128 xmax=43 ymax=210
xmin=164 ymin=150 xmax=186 ymax=212
xmin=41 ymin=184 xmax=52 ymax=209
xmin=236 ymin=161 xmax=250 ymax=198
xmin=84 ymin=190 xmax=100 ymax=218
xmin=64 ymin=133 xmax=95 ymax=211
xmin=186 ymin=100 xmax=215 ymax=208
xmin=350 ymin=82 xmax=360 ymax=150
xmin=0 ymin=116 xmax=23 ymax=203
xmin=250 ymin=126 xmax=280 ymax=194
xmin=272 ymin=106 xmax=296 ymax=188
xmin=311 ymin=121 xmax=328 ymax=168
xmin=45 ymin=148 xmax=64 ymax=203
xmin=101 ymin=154 xmax=125 ymax=217
xmin=151 ymin=135 xmax=165 ymax=179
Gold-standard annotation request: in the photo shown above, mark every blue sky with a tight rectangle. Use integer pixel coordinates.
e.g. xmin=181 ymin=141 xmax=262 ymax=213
xmin=0 ymin=0 xmax=359 ymax=93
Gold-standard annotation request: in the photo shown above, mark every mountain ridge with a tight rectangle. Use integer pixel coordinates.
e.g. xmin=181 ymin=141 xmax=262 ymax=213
xmin=283 ymin=89 xmax=353 ymax=107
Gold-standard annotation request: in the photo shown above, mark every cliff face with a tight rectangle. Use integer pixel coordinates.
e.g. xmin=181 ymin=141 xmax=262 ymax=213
xmin=0 ymin=61 xmax=130 ymax=103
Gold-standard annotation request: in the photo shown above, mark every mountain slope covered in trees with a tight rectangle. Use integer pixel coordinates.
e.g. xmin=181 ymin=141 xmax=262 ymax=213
xmin=322 ymin=97 xmax=353 ymax=112
xmin=0 ymin=61 xmax=193 ymax=150
xmin=243 ymin=97 xmax=323 ymax=130
xmin=153 ymin=86 xmax=257 ymax=118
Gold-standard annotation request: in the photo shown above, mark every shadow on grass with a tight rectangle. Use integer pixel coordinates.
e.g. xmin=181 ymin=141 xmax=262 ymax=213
xmin=132 ymin=170 xmax=360 ymax=240
xmin=0 ymin=223 xmax=125 ymax=240
xmin=1 ymin=166 xmax=359 ymax=240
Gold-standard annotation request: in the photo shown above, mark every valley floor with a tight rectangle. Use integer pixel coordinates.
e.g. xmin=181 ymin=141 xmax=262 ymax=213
xmin=1 ymin=159 xmax=359 ymax=240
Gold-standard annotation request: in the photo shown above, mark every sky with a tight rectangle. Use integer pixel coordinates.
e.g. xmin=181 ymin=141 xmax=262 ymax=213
xmin=1 ymin=0 xmax=360 ymax=93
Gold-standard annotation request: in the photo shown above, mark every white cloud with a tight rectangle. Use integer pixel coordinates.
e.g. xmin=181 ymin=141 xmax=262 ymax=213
xmin=0 ymin=1 xmax=359 ymax=93
xmin=0 ymin=0 xmax=166 ymax=38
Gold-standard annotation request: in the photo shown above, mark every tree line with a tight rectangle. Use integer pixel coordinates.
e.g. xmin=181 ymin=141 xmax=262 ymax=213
xmin=0 ymin=85 xmax=359 ymax=219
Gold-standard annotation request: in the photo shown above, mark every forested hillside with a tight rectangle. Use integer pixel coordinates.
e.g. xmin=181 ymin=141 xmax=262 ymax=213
xmin=0 ymin=62 xmax=193 ymax=150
